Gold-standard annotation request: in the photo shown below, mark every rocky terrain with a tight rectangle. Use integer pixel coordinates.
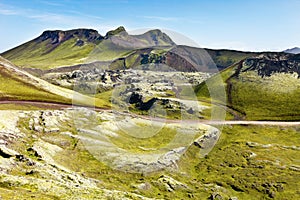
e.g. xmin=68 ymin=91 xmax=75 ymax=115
xmin=1 ymin=107 xmax=299 ymax=199
xmin=240 ymin=53 xmax=300 ymax=77
xmin=0 ymin=26 xmax=299 ymax=199
xmin=0 ymin=107 xmax=221 ymax=199
xmin=43 ymin=68 xmax=211 ymax=119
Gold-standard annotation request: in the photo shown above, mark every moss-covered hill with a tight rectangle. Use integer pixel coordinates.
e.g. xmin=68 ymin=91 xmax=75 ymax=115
xmin=0 ymin=56 xmax=110 ymax=108
xmin=196 ymin=53 xmax=300 ymax=120
xmin=0 ymin=27 xmax=175 ymax=70
xmin=1 ymin=27 xmax=256 ymax=72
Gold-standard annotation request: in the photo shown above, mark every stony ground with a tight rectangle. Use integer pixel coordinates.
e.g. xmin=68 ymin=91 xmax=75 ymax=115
xmin=0 ymin=108 xmax=220 ymax=199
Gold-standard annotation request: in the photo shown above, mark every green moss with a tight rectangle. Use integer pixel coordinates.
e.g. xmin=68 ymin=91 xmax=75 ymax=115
xmin=0 ymin=103 xmax=45 ymax=110
xmin=229 ymin=73 xmax=300 ymax=120
xmin=109 ymin=126 xmax=179 ymax=153
xmin=0 ymin=69 xmax=71 ymax=104
xmin=4 ymin=113 xmax=300 ymax=199
xmin=181 ymin=125 xmax=300 ymax=199
xmin=3 ymin=39 xmax=95 ymax=69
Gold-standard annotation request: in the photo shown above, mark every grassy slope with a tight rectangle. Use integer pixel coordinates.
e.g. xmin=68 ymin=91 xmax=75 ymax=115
xmin=2 ymin=39 xmax=95 ymax=69
xmin=195 ymin=64 xmax=236 ymax=103
xmin=228 ymin=72 xmax=300 ymax=120
xmin=205 ymin=49 xmax=257 ymax=70
xmin=2 ymin=38 xmax=136 ymax=70
xmin=196 ymin=61 xmax=300 ymax=120
xmin=2 ymin=32 xmax=257 ymax=72
xmin=185 ymin=125 xmax=300 ymax=199
xmin=0 ymin=56 xmax=110 ymax=108
xmin=0 ymin=63 xmax=71 ymax=104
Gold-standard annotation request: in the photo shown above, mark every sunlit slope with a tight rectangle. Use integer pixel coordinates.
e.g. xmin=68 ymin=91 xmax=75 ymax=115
xmin=0 ymin=56 xmax=110 ymax=108
xmin=1 ymin=26 xmax=257 ymax=72
xmin=1 ymin=27 xmax=175 ymax=70
xmin=196 ymin=53 xmax=300 ymax=120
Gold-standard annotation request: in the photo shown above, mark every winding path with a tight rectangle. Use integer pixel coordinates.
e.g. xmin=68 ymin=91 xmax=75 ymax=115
xmin=0 ymin=100 xmax=300 ymax=126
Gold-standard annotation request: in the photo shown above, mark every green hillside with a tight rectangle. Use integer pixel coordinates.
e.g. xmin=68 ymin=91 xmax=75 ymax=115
xmin=205 ymin=49 xmax=258 ymax=70
xmin=1 ymin=27 xmax=257 ymax=72
xmin=0 ymin=57 xmax=70 ymax=103
xmin=3 ymin=38 xmax=95 ymax=69
xmin=1 ymin=27 xmax=176 ymax=70
xmin=196 ymin=53 xmax=300 ymax=120
xmin=0 ymin=56 xmax=110 ymax=108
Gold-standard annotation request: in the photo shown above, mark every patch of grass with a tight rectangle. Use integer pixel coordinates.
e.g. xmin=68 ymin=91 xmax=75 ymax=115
xmin=205 ymin=49 xmax=256 ymax=70
xmin=0 ymin=103 xmax=44 ymax=110
xmin=3 ymin=39 xmax=95 ymax=69
xmin=5 ymin=112 xmax=300 ymax=199
xmin=196 ymin=63 xmax=300 ymax=120
xmin=229 ymin=72 xmax=300 ymax=120
xmin=179 ymin=125 xmax=300 ymax=199
xmin=195 ymin=65 xmax=235 ymax=104
xmin=109 ymin=126 xmax=179 ymax=153
xmin=0 ymin=69 xmax=71 ymax=104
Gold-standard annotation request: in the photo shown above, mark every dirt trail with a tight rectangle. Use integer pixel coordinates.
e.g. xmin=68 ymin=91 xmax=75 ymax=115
xmin=0 ymin=100 xmax=300 ymax=126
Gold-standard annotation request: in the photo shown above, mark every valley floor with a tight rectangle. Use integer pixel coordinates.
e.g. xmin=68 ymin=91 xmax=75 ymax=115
xmin=0 ymin=105 xmax=299 ymax=199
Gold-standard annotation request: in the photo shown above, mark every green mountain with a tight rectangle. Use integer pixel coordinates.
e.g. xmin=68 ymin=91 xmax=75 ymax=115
xmin=1 ymin=27 xmax=257 ymax=72
xmin=1 ymin=27 xmax=175 ymax=69
xmin=0 ymin=56 xmax=109 ymax=108
xmin=196 ymin=52 xmax=300 ymax=120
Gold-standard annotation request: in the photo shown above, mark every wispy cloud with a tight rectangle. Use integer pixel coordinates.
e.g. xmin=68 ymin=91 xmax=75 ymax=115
xmin=0 ymin=2 xmax=104 ymax=27
xmin=28 ymin=13 xmax=68 ymax=22
xmin=66 ymin=10 xmax=104 ymax=20
xmin=0 ymin=8 xmax=18 ymax=15
xmin=142 ymin=15 xmax=204 ymax=24
xmin=142 ymin=15 xmax=180 ymax=22
xmin=40 ymin=1 xmax=63 ymax=7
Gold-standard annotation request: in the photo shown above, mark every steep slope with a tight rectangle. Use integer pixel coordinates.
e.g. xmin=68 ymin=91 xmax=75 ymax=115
xmin=196 ymin=52 xmax=300 ymax=120
xmin=2 ymin=29 xmax=103 ymax=69
xmin=0 ymin=56 xmax=109 ymax=107
xmin=1 ymin=26 xmax=258 ymax=72
xmin=204 ymin=49 xmax=258 ymax=70
xmin=108 ymin=45 xmax=256 ymax=73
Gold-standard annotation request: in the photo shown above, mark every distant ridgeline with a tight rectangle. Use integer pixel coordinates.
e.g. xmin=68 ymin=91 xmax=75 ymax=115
xmin=1 ymin=26 xmax=257 ymax=72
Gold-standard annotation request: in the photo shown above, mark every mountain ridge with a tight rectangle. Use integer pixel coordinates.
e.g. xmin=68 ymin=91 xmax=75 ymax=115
xmin=283 ymin=47 xmax=300 ymax=54
xmin=1 ymin=26 xmax=176 ymax=69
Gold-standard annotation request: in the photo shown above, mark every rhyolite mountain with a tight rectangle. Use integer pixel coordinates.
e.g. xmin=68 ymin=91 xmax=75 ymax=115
xmin=1 ymin=26 xmax=256 ymax=71
xmin=0 ymin=26 xmax=176 ymax=69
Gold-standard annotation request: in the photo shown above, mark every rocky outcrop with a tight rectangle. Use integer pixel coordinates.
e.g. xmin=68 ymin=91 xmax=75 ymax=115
xmin=241 ymin=53 xmax=300 ymax=77
xmin=105 ymin=26 xmax=127 ymax=38
xmin=37 ymin=28 xmax=104 ymax=44
xmin=157 ymin=175 xmax=188 ymax=192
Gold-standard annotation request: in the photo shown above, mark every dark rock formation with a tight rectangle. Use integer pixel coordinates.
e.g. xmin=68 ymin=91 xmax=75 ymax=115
xmin=36 ymin=29 xmax=104 ymax=44
xmin=241 ymin=53 xmax=300 ymax=77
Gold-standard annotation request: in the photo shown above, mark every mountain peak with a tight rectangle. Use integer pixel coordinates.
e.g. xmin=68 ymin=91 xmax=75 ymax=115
xmin=284 ymin=47 xmax=300 ymax=54
xmin=138 ymin=29 xmax=176 ymax=46
xmin=37 ymin=28 xmax=103 ymax=44
xmin=105 ymin=26 xmax=127 ymax=38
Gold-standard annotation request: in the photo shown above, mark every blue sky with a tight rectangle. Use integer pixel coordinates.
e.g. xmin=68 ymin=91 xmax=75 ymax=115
xmin=0 ymin=0 xmax=299 ymax=52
